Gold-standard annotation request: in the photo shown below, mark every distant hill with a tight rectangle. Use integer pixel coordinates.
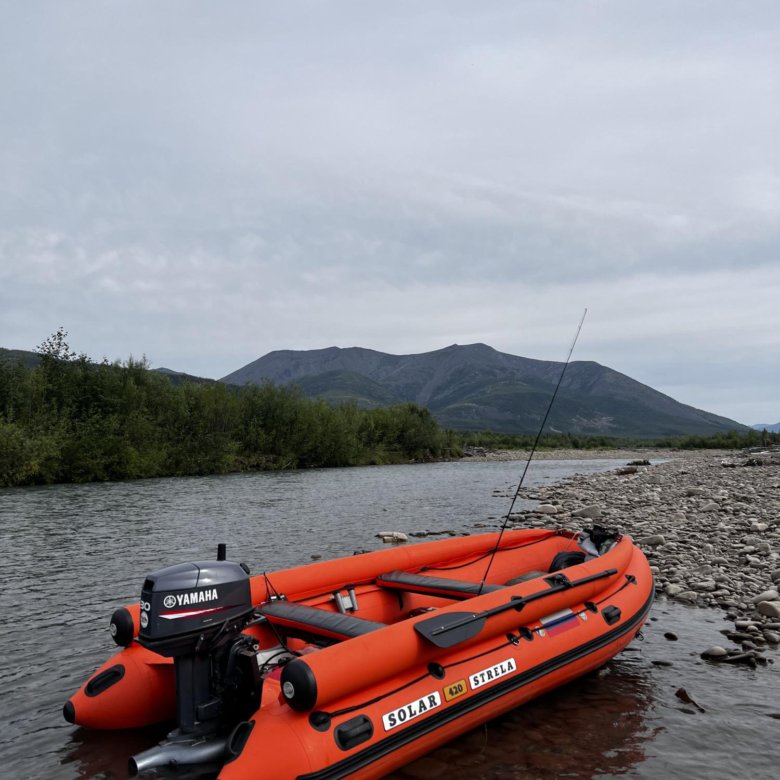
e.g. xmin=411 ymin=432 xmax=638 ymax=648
xmin=0 ymin=349 xmax=214 ymax=387
xmin=151 ymin=367 xmax=216 ymax=386
xmin=0 ymin=347 xmax=40 ymax=368
xmin=753 ymin=422 xmax=780 ymax=433
xmin=220 ymin=344 xmax=748 ymax=438
xmin=0 ymin=349 xmax=217 ymax=389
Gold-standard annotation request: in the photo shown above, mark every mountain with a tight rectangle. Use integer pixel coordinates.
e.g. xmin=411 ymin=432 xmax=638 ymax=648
xmin=0 ymin=347 xmax=40 ymax=368
xmin=753 ymin=422 xmax=780 ymax=433
xmin=220 ymin=344 xmax=748 ymax=438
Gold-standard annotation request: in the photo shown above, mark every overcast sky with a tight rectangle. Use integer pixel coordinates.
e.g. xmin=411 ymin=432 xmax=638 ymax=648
xmin=1 ymin=1 xmax=778 ymax=425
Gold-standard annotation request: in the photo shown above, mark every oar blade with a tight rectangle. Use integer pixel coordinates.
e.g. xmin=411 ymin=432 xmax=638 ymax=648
xmin=414 ymin=612 xmax=487 ymax=648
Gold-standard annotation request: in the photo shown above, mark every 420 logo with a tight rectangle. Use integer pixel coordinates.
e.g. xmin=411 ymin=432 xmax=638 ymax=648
xmin=442 ymin=679 xmax=468 ymax=702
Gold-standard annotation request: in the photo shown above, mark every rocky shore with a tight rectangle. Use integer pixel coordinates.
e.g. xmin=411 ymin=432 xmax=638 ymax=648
xmin=504 ymin=448 xmax=780 ymax=667
xmin=461 ymin=446 xmax=674 ymax=461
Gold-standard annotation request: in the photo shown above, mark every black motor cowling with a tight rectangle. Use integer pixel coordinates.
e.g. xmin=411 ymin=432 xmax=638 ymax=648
xmin=138 ymin=560 xmax=253 ymax=657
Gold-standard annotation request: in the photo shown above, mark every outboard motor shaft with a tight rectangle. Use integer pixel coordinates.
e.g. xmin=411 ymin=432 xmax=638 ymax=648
xmin=130 ymin=554 xmax=260 ymax=775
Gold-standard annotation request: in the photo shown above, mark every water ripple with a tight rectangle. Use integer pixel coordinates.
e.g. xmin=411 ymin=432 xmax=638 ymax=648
xmin=1 ymin=460 xmax=775 ymax=780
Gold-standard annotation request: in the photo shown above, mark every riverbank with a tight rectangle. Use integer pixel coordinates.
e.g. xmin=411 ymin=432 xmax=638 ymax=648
xmin=504 ymin=448 xmax=780 ymax=665
xmin=461 ymin=446 xmax=679 ymax=462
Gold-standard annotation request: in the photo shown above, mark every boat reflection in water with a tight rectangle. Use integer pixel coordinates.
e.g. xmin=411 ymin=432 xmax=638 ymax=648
xmin=61 ymin=725 xmax=167 ymax=779
xmin=391 ymin=649 xmax=655 ymax=779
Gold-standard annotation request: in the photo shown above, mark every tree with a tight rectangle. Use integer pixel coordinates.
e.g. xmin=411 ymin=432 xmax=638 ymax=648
xmin=36 ymin=327 xmax=79 ymax=362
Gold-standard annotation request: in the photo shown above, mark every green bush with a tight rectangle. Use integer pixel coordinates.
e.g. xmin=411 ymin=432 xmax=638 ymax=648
xmin=0 ymin=339 xmax=456 ymax=486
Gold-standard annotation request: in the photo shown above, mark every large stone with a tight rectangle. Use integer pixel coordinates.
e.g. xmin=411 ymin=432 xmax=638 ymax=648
xmin=701 ymin=501 xmax=720 ymax=512
xmin=701 ymin=646 xmax=728 ymax=659
xmin=571 ymin=505 xmax=603 ymax=519
xmin=536 ymin=504 xmax=559 ymax=515
xmin=640 ymin=534 xmax=666 ymax=546
xmin=752 ymin=589 xmax=780 ymax=604
xmin=377 ymin=531 xmax=408 ymax=543
xmin=756 ymin=601 xmax=780 ymax=619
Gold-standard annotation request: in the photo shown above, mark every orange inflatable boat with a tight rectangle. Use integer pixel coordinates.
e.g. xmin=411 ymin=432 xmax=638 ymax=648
xmin=64 ymin=526 xmax=653 ymax=778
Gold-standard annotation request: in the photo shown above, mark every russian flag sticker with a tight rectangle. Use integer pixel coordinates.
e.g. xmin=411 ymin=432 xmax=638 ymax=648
xmin=540 ymin=608 xmax=579 ymax=637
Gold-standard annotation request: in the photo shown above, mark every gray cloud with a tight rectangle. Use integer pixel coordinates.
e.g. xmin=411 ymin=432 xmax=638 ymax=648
xmin=1 ymin=1 xmax=778 ymax=425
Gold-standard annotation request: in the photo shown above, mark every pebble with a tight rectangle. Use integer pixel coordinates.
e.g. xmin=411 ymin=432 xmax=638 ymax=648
xmin=571 ymin=505 xmax=602 ymax=519
xmin=720 ymin=652 xmax=758 ymax=667
xmin=701 ymin=646 xmax=728 ymax=658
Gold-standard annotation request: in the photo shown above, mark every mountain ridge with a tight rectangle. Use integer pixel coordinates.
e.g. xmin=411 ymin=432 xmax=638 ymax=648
xmin=220 ymin=343 xmax=747 ymax=437
xmin=0 ymin=343 xmax=751 ymax=437
xmin=753 ymin=422 xmax=780 ymax=433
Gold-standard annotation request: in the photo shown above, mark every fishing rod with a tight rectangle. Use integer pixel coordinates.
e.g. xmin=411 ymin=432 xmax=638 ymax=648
xmin=477 ymin=308 xmax=588 ymax=594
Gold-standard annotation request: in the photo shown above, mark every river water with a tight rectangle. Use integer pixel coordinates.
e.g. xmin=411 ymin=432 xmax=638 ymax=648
xmin=0 ymin=460 xmax=777 ymax=780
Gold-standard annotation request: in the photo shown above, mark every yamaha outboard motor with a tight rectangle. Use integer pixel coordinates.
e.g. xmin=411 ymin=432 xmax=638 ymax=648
xmin=129 ymin=547 xmax=260 ymax=776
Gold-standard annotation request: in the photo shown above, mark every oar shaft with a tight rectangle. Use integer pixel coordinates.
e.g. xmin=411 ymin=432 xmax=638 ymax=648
xmin=424 ymin=567 xmax=618 ymax=640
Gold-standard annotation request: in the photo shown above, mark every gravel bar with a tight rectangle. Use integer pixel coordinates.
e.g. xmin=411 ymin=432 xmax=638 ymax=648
xmin=506 ymin=448 xmax=780 ymax=667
